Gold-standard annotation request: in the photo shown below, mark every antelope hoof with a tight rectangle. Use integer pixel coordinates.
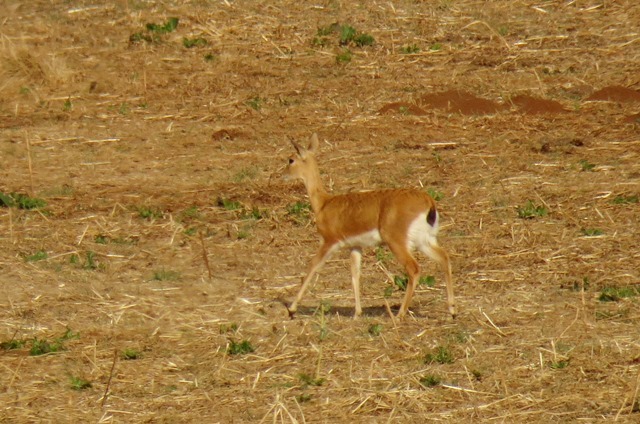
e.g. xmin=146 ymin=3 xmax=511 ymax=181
xmin=287 ymin=306 xmax=297 ymax=319
xmin=279 ymin=298 xmax=297 ymax=319
xmin=449 ymin=306 xmax=457 ymax=319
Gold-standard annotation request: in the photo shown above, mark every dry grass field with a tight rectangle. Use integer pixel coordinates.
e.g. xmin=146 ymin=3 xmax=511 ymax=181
xmin=1 ymin=1 xmax=640 ymax=422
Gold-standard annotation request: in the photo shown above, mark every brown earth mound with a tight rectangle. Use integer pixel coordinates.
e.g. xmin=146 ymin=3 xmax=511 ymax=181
xmin=587 ymin=85 xmax=640 ymax=102
xmin=419 ymin=90 xmax=506 ymax=115
xmin=511 ymin=95 xmax=568 ymax=115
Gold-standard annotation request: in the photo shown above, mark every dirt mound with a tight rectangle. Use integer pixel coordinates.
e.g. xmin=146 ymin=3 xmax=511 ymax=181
xmin=378 ymin=101 xmax=427 ymax=116
xmin=419 ymin=90 xmax=506 ymax=115
xmin=587 ymin=85 xmax=640 ymax=102
xmin=511 ymin=95 xmax=568 ymax=115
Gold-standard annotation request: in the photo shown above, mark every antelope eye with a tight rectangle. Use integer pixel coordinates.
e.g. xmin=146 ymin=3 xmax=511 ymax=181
xmin=288 ymin=158 xmax=295 ymax=164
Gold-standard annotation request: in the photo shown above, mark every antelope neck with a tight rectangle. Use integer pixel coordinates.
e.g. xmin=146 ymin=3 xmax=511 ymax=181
xmin=301 ymin=164 xmax=329 ymax=214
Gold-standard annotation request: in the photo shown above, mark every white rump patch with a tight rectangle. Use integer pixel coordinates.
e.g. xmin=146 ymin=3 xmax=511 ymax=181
xmin=407 ymin=212 xmax=439 ymax=251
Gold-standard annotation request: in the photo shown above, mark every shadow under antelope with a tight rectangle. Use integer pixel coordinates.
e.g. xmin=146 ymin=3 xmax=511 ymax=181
xmin=285 ymin=133 xmax=455 ymax=319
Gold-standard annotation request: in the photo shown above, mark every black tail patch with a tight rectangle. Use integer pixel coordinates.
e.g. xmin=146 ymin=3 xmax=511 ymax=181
xmin=427 ymin=207 xmax=437 ymax=227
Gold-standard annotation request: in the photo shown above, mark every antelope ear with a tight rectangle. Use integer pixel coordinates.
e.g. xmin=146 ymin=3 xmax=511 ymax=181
xmin=290 ymin=139 xmax=305 ymax=157
xmin=308 ymin=133 xmax=319 ymax=153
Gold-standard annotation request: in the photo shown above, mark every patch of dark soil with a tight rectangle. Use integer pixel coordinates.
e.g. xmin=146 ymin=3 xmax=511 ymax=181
xmin=587 ymin=85 xmax=640 ymax=102
xmin=418 ymin=90 xmax=507 ymax=115
xmin=511 ymin=95 xmax=568 ymax=115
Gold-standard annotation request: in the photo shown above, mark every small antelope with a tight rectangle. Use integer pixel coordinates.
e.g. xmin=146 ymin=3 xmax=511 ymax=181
xmin=286 ymin=133 xmax=455 ymax=319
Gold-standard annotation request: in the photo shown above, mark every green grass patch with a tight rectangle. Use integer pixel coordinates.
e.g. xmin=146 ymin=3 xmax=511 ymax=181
xmin=29 ymin=329 xmax=78 ymax=356
xmin=63 ymin=251 xmax=98 ymax=270
xmin=0 ymin=192 xmax=47 ymax=210
xmin=130 ymin=17 xmax=179 ymax=44
xmin=424 ymin=345 xmax=454 ymax=365
xmin=122 ymin=348 xmax=142 ymax=360
xmin=517 ymin=200 xmax=547 ymax=219
xmin=383 ymin=285 xmax=394 ymax=298
xmin=299 ymin=373 xmax=325 ymax=387
xmin=599 ymin=286 xmax=640 ymax=302
xmin=181 ymin=205 xmax=201 ymax=220
xmin=240 ymin=207 xmax=268 ymax=220
xmin=153 ymin=269 xmax=180 ymax=281
xmin=94 ymin=234 xmax=109 ymax=244
xmin=419 ymin=374 xmax=441 ymax=388
xmin=549 ymin=360 xmax=569 ymax=370
xmin=70 ymin=376 xmax=92 ymax=390
xmin=353 ymin=33 xmax=375 ymax=47
xmin=581 ymin=228 xmax=603 ymax=237
xmin=401 ymin=44 xmax=420 ymax=54
xmin=420 ymin=275 xmax=436 ymax=287
xmin=564 ymin=277 xmax=591 ymax=292
xmin=297 ymin=393 xmax=312 ymax=403
xmin=368 ymin=323 xmax=383 ymax=337
xmin=146 ymin=17 xmax=179 ymax=34
xmin=63 ymin=97 xmax=72 ymax=112
xmin=316 ymin=22 xmax=341 ymax=37
xmin=137 ymin=206 xmax=164 ymax=220
xmin=1 ymin=339 xmax=25 ymax=350
xmin=314 ymin=22 xmax=374 ymax=51
xmin=393 ymin=275 xmax=409 ymax=291
xmin=612 ymin=194 xmax=638 ymax=205
xmin=183 ymin=37 xmax=207 ymax=48
xmin=339 ymin=25 xmax=357 ymax=45
xmin=579 ymin=159 xmax=596 ymax=171
xmin=375 ymin=246 xmax=392 ymax=264
xmin=287 ymin=201 xmax=311 ymax=216
xmin=83 ymin=251 xmax=99 ymax=270
xmin=426 ymin=188 xmax=444 ymax=201
xmin=218 ymin=197 xmax=243 ymax=211
xmin=246 ymin=96 xmax=264 ymax=111
xmin=25 ymin=250 xmax=48 ymax=262
xmin=118 ymin=102 xmax=130 ymax=115
xmin=393 ymin=275 xmax=436 ymax=291
xmin=287 ymin=201 xmax=311 ymax=225
xmin=227 ymin=340 xmax=255 ymax=355
xmin=336 ymin=49 xmax=352 ymax=64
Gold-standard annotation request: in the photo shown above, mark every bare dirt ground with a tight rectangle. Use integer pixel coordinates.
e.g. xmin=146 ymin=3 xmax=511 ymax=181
xmin=1 ymin=1 xmax=640 ymax=422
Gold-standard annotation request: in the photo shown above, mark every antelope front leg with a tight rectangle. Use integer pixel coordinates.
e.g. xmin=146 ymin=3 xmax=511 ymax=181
xmin=288 ymin=242 xmax=335 ymax=318
xmin=350 ymin=248 xmax=363 ymax=317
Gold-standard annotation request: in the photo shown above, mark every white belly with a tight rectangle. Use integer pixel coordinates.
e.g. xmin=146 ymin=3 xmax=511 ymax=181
xmin=340 ymin=229 xmax=383 ymax=248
